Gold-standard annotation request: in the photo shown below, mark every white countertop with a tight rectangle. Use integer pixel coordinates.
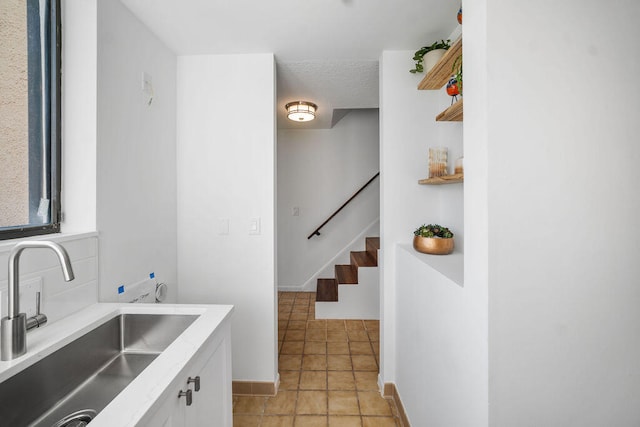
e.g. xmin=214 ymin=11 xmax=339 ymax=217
xmin=0 ymin=302 xmax=234 ymax=426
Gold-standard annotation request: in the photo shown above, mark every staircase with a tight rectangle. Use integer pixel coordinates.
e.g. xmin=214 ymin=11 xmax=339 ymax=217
xmin=315 ymin=237 xmax=380 ymax=319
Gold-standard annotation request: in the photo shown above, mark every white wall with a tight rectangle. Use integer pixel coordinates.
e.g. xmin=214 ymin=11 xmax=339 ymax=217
xmin=482 ymin=1 xmax=640 ymax=425
xmin=61 ymin=0 xmax=97 ymax=233
xmin=176 ymin=54 xmax=277 ymax=383
xmin=395 ymin=244 xmax=485 ymax=426
xmin=379 ymin=50 xmax=463 ymax=386
xmin=95 ymin=0 xmax=178 ymax=302
xmin=277 ymin=110 xmax=379 ymax=290
xmin=461 ymin=0 xmax=490 ymax=423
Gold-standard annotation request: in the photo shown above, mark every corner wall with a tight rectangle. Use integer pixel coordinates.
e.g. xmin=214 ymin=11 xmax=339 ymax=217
xmin=485 ymin=1 xmax=640 ymax=425
xmin=394 ymin=243 xmax=485 ymax=426
xmin=277 ymin=110 xmax=380 ymax=290
xmin=176 ymin=54 xmax=277 ymax=383
xmin=96 ymin=0 xmax=178 ymax=302
xmin=379 ymin=50 xmax=463 ymax=388
xmin=61 ymin=0 xmax=97 ymax=233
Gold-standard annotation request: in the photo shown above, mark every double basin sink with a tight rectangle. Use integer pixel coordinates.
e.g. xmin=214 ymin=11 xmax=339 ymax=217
xmin=0 ymin=313 xmax=197 ymax=427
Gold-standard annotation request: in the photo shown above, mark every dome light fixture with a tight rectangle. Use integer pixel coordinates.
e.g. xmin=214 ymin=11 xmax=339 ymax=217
xmin=285 ymin=101 xmax=318 ymax=122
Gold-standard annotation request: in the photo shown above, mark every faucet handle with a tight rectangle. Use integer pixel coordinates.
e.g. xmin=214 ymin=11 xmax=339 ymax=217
xmin=36 ymin=291 xmax=42 ymax=315
xmin=26 ymin=292 xmax=47 ymax=331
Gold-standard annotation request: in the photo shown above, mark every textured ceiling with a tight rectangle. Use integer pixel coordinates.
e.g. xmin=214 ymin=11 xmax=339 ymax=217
xmin=120 ymin=0 xmax=460 ymax=128
xmin=277 ymin=60 xmax=379 ymax=129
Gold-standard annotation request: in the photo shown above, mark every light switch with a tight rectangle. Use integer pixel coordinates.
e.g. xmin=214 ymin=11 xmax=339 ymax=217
xmin=218 ymin=218 xmax=229 ymax=235
xmin=249 ymin=217 xmax=261 ymax=235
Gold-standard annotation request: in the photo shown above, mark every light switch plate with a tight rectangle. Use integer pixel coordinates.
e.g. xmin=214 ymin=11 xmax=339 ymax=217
xmin=249 ymin=217 xmax=261 ymax=235
xmin=218 ymin=218 xmax=229 ymax=235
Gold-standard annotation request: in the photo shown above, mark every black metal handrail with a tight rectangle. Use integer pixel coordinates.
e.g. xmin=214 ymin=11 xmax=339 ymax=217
xmin=307 ymin=172 xmax=380 ymax=239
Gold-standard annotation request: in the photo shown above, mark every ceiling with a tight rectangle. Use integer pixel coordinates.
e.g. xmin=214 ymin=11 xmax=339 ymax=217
xmin=120 ymin=0 xmax=460 ymax=129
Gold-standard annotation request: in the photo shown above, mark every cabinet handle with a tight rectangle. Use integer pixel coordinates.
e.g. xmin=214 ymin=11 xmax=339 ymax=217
xmin=178 ymin=389 xmax=193 ymax=406
xmin=188 ymin=376 xmax=201 ymax=392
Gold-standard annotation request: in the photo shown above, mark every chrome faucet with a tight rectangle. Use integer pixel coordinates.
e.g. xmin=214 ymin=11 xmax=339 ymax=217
xmin=1 ymin=241 xmax=75 ymax=361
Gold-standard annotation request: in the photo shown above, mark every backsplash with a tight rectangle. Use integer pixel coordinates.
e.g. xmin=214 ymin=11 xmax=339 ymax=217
xmin=0 ymin=233 xmax=99 ymax=324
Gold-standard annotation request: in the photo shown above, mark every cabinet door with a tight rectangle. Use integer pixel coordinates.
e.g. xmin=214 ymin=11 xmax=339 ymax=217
xmin=186 ymin=336 xmax=232 ymax=427
xmin=142 ymin=383 xmax=188 ymax=427
xmin=139 ymin=320 xmax=232 ymax=427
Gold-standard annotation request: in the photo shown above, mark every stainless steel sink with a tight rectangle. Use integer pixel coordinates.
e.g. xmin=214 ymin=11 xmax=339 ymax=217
xmin=0 ymin=313 xmax=197 ymax=427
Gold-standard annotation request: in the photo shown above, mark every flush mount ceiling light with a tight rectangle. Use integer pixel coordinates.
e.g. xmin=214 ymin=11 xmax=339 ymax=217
xmin=285 ymin=101 xmax=318 ymax=122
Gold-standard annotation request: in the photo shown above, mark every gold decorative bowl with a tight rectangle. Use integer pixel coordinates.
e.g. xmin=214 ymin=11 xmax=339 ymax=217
xmin=413 ymin=236 xmax=454 ymax=255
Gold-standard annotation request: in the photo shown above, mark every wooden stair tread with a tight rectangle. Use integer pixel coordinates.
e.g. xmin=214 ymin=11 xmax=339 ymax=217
xmin=316 ymin=279 xmax=338 ymax=302
xmin=350 ymin=251 xmax=377 ymax=268
xmin=336 ymin=264 xmax=358 ymax=284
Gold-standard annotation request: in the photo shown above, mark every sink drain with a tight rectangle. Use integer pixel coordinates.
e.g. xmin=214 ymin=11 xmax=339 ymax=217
xmin=51 ymin=409 xmax=97 ymax=427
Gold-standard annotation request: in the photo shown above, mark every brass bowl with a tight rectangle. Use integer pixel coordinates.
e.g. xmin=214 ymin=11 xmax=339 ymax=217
xmin=413 ymin=236 xmax=454 ymax=255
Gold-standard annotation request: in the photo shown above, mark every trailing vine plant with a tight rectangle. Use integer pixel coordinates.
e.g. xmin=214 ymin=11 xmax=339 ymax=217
xmin=409 ymin=39 xmax=451 ymax=73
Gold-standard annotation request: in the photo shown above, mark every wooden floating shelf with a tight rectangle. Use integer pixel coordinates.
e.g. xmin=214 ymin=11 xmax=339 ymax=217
xmin=418 ymin=173 xmax=464 ymax=185
xmin=436 ymin=99 xmax=463 ymax=122
xmin=418 ymin=37 xmax=462 ymax=90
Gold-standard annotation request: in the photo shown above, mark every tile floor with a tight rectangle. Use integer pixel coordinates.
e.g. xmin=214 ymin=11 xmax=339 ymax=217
xmin=233 ymin=292 xmax=402 ymax=427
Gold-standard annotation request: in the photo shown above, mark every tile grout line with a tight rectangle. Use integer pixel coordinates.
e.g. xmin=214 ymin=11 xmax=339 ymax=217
xmin=255 ymin=292 xmax=397 ymax=425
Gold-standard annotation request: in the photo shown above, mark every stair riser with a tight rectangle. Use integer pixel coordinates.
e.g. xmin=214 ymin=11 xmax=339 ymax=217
xmin=316 ymin=278 xmax=338 ymax=302
xmin=365 ymin=237 xmax=380 ymax=264
xmin=366 ymin=241 xmax=379 ymax=263
xmin=335 ymin=265 xmax=358 ymax=284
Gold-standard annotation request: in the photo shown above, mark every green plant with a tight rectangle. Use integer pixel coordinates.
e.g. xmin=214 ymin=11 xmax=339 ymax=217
xmin=409 ymin=39 xmax=451 ymax=73
xmin=452 ymin=55 xmax=463 ymax=94
xmin=414 ymin=224 xmax=454 ymax=238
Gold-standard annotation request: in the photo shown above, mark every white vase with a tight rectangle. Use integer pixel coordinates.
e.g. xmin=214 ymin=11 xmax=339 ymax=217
xmin=424 ymin=49 xmax=447 ymax=72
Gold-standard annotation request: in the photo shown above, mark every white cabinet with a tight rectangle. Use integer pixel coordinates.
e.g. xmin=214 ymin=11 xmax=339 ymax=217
xmin=142 ymin=321 xmax=232 ymax=427
xmin=186 ymin=338 xmax=230 ymax=426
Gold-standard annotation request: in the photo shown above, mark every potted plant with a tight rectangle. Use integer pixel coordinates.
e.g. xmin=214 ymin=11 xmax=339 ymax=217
xmin=409 ymin=39 xmax=451 ymax=74
xmin=413 ymin=224 xmax=454 ymax=255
